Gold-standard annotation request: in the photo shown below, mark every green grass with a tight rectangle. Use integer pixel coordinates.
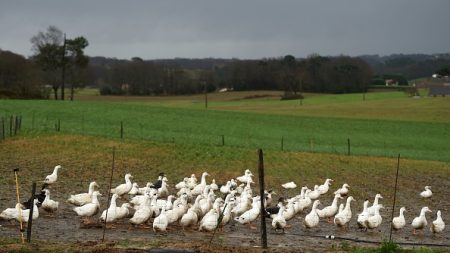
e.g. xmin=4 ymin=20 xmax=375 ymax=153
xmin=0 ymin=96 xmax=449 ymax=162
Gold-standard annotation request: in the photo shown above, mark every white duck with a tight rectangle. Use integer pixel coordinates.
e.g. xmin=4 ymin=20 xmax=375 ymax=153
xmin=153 ymin=207 xmax=169 ymax=232
xmin=41 ymin=189 xmax=59 ymax=213
xmin=111 ymin=173 xmax=133 ymax=197
xmin=44 ymin=165 xmax=61 ymax=184
xmin=199 ymin=208 xmax=219 ymax=232
xmin=430 ymin=210 xmax=445 ymax=234
xmin=334 ymin=196 xmax=355 ymax=228
xmin=129 ymin=194 xmax=152 ymax=226
xmin=175 ymin=178 xmax=189 ymax=190
xmin=234 ymin=198 xmax=260 ymax=229
xmin=304 ymin=200 xmax=321 ymax=228
xmin=420 ymin=186 xmax=432 ymax=198
xmin=210 ymin=179 xmax=219 ymax=191
xmin=73 ymin=191 xmax=101 ymax=222
xmin=99 ymin=194 xmax=118 ymax=223
xmin=192 ymin=172 xmax=209 ymax=196
xmin=137 ymin=182 xmax=153 ymax=195
xmin=157 ymin=195 xmax=175 ymax=211
xmin=157 ymin=177 xmax=169 ymax=197
xmin=365 ymin=204 xmax=383 ymax=230
xmin=282 ymin=200 xmax=297 ymax=221
xmin=357 ymin=199 xmax=370 ymax=229
xmin=1 ymin=200 xmax=39 ymax=223
xmin=307 ymin=185 xmax=321 ymax=200
xmin=220 ymin=196 xmax=236 ymax=226
xmin=68 ymin=181 xmax=99 ymax=206
xmin=128 ymin=183 xmax=139 ymax=195
xmin=295 ymin=189 xmax=312 ymax=213
xmin=220 ymin=181 xmax=232 ymax=194
xmin=334 ymin=183 xmax=350 ymax=196
xmin=237 ymin=169 xmax=254 ymax=184
xmin=318 ymin=178 xmax=333 ymax=195
xmin=272 ymin=205 xmax=287 ymax=233
xmin=392 ymin=207 xmax=406 ymax=230
xmin=411 ymin=206 xmax=432 ymax=234
xmin=368 ymin=194 xmax=383 ymax=216
xmin=317 ymin=194 xmax=343 ymax=223
xmin=187 ymin=174 xmax=197 ymax=189
xmin=115 ymin=203 xmax=131 ymax=219
xmin=281 ymin=181 xmax=297 ymax=189
xmin=180 ymin=196 xmax=202 ymax=228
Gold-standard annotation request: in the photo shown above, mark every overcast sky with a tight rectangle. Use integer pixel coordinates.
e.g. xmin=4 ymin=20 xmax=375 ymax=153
xmin=1 ymin=0 xmax=449 ymax=59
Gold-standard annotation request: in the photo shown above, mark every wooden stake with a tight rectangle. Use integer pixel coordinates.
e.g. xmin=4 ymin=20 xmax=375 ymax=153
xmin=26 ymin=182 xmax=36 ymax=243
xmin=257 ymin=149 xmax=268 ymax=249
xmin=13 ymin=169 xmax=24 ymax=243
xmin=389 ymin=154 xmax=401 ymax=242
xmin=102 ymin=147 xmax=116 ymax=242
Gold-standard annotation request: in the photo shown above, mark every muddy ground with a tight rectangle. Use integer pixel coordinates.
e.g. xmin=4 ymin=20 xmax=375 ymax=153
xmin=1 ymin=186 xmax=449 ymax=253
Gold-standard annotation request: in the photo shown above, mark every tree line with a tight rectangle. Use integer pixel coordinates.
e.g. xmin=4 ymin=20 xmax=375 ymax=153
xmin=2 ymin=25 xmax=450 ymax=99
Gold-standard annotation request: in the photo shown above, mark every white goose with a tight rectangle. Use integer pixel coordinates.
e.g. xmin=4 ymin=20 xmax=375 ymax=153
xmin=41 ymin=189 xmax=59 ymax=213
xmin=282 ymin=200 xmax=297 ymax=221
xmin=220 ymin=181 xmax=232 ymax=194
xmin=365 ymin=204 xmax=383 ymax=230
xmin=317 ymin=194 xmax=342 ymax=223
xmin=411 ymin=206 xmax=432 ymax=234
xmin=137 ymin=182 xmax=153 ymax=195
xmin=73 ymin=191 xmax=101 ymax=222
xmin=430 ymin=210 xmax=445 ymax=234
xmin=1 ymin=203 xmax=24 ymax=221
xmin=334 ymin=183 xmax=350 ymax=196
xmin=392 ymin=207 xmax=406 ymax=230
xmin=153 ymin=207 xmax=169 ymax=232
xmin=175 ymin=178 xmax=189 ymax=190
xmin=221 ymin=196 xmax=236 ymax=226
xmin=357 ymin=199 xmax=370 ymax=229
xmin=317 ymin=178 xmax=333 ymax=195
xmin=100 ymin=194 xmax=118 ymax=223
xmin=157 ymin=177 xmax=169 ymax=197
xmin=304 ymin=200 xmax=321 ymax=228
xmin=44 ymin=165 xmax=61 ymax=184
xmin=187 ymin=174 xmax=197 ymax=189
xmin=420 ymin=186 xmax=432 ymax=198
xmin=156 ymin=195 xmax=175 ymax=211
xmin=234 ymin=198 xmax=260 ymax=228
xmin=272 ymin=205 xmax=287 ymax=233
xmin=334 ymin=196 xmax=355 ymax=228
xmin=111 ymin=173 xmax=133 ymax=197
xmin=368 ymin=194 xmax=383 ymax=216
xmin=192 ymin=172 xmax=209 ymax=196
xmin=68 ymin=181 xmax=99 ymax=206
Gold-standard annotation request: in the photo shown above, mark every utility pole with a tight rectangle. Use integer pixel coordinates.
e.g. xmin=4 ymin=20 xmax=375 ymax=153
xmin=61 ymin=33 xmax=67 ymax=100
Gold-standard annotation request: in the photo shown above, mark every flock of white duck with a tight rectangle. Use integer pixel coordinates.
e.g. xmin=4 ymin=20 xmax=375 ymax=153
xmin=0 ymin=165 xmax=446 ymax=237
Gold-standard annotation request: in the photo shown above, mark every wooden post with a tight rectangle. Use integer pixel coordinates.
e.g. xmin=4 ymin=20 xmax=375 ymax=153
xmin=32 ymin=113 xmax=35 ymax=130
xmin=1 ymin=117 xmax=4 ymax=140
xmin=58 ymin=119 xmax=61 ymax=132
xmin=389 ymin=154 xmax=401 ymax=242
xmin=13 ymin=169 xmax=24 ymax=243
xmin=26 ymin=182 xmax=36 ymax=243
xmin=61 ymin=33 xmax=66 ymax=100
xmin=14 ymin=115 xmax=18 ymax=135
xmin=120 ymin=121 xmax=123 ymax=139
xmin=347 ymin=138 xmax=350 ymax=156
xmin=10 ymin=115 xmax=13 ymax=137
xmin=281 ymin=136 xmax=284 ymax=151
xmin=221 ymin=135 xmax=225 ymax=146
xmin=102 ymin=147 xmax=116 ymax=242
xmin=257 ymin=149 xmax=268 ymax=249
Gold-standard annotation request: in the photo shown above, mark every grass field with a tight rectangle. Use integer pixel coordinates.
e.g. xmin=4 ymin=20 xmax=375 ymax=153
xmin=1 ymin=90 xmax=449 ymax=161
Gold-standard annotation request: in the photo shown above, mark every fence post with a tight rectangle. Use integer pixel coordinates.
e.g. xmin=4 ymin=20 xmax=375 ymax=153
xmin=32 ymin=113 xmax=35 ymax=130
xmin=14 ymin=116 xmax=18 ymax=135
xmin=281 ymin=136 xmax=284 ymax=151
xmin=58 ymin=119 xmax=61 ymax=132
xmin=10 ymin=115 xmax=13 ymax=137
xmin=221 ymin=135 xmax=225 ymax=146
xmin=26 ymin=182 xmax=36 ymax=243
xmin=257 ymin=149 xmax=268 ymax=249
xmin=1 ymin=117 xmax=4 ymax=140
xmin=120 ymin=121 xmax=123 ymax=139
xmin=347 ymin=138 xmax=350 ymax=156
xmin=389 ymin=154 xmax=401 ymax=242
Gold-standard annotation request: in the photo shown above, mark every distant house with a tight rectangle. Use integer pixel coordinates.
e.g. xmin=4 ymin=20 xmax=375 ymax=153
xmin=385 ymin=79 xmax=398 ymax=86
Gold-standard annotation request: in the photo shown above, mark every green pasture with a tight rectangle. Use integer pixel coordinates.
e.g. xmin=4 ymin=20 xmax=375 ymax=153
xmin=0 ymin=91 xmax=449 ymax=162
